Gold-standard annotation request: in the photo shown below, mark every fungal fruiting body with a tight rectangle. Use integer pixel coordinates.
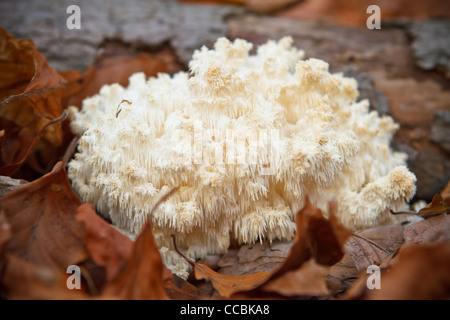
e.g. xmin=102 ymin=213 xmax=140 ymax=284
xmin=68 ymin=37 xmax=416 ymax=278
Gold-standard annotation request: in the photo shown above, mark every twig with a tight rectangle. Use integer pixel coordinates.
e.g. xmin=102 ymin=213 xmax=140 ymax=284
xmin=171 ymin=234 xmax=195 ymax=268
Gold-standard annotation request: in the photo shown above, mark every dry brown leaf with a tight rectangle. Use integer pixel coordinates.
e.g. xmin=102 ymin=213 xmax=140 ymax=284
xmin=101 ymin=219 xmax=171 ymax=300
xmin=346 ymin=242 xmax=450 ymax=300
xmin=0 ymin=28 xmax=65 ymax=148
xmin=60 ymin=53 xmax=167 ymax=109
xmin=194 ymin=263 xmax=272 ymax=298
xmin=391 ymin=183 xmax=450 ymax=220
xmin=403 ymin=213 xmax=450 ymax=246
xmin=347 ymin=224 xmax=405 ymax=271
xmin=176 ymin=198 xmax=352 ymax=299
xmin=0 ymin=161 xmax=87 ymax=270
xmin=270 ymin=198 xmax=352 ymax=281
xmin=417 ymin=194 xmax=450 ymax=218
xmin=2 ymin=254 xmax=88 ymax=300
xmin=0 ymin=211 xmax=11 ymax=256
xmin=100 ymin=190 xmax=178 ymax=300
xmin=75 ymin=203 xmax=133 ymax=282
xmin=0 ymin=112 xmax=67 ymax=177
xmin=261 ymin=259 xmax=329 ymax=297
xmin=218 ymin=241 xmax=291 ymax=275
xmin=164 ymin=275 xmax=204 ymax=300
xmin=239 ymin=198 xmax=351 ymax=298
xmin=369 ymin=242 xmax=450 ymax=300
xmin=326 ymin=253 xmax=358 ymax=294
xmin=441 ymin=181 xmax=450 ymax=199
xmin=172 ymin=234 xmax=271 ymax=298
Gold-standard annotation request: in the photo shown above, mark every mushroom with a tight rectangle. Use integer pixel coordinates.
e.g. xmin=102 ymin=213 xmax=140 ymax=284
xmin=68 ymin=37 xmax=416 ymax=278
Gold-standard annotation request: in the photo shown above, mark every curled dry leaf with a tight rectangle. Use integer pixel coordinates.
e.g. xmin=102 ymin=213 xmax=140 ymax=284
xmin=247 ymin=198 xmax=351 ymax=298
xmin=76 ymin=203 xmax=133 ymax=283
xmin=0 ymin=112 xmax=67 ymax=177
xmin=0 ymin=28 xmax=65 ymax=151
xmin=391 ymin=190 xmax=450 ymax=220
xmin=101 ymin=220 xmax=171 ymax=300
xmin=195 ymin=264 xmax=272 ymax=298
xmin=164 ymin=274 xmax=204 ymax=300
xmin=269 ymin=198 xmax=352 ymax=281
xmin=100 ymin=189 xmax=178 ymax=300
xmin=345 ymin=242 xmax=450 ymax=300
xmin=417 ymin=194 xmax=450 ymax=218
xmin=0 ymin=161 xmax=87 ymax=271
xmin=403 ymin=213 xmax=450 ymax=246
xmin=174 ymin=198 xmax=352 ymax=299
xmin=172 ymin=235 xmax=271 ymax=298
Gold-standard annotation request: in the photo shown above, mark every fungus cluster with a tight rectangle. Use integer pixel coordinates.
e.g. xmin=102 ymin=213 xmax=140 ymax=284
xmin=68 ymin=37 xmax=416 ymax=277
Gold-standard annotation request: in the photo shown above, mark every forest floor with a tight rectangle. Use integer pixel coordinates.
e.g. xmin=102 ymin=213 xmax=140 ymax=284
xmin=0 ymin=0 xmax=449 ymax=300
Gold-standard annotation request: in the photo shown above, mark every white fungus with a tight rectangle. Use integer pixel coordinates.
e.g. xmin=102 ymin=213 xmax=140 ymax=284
xmin=68 ymin=37 xmax=416 ymax=278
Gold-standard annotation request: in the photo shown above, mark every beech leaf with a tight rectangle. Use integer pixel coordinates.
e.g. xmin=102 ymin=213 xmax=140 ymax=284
xmin=0 ymin=161 xmax=87 ymax=270
xmin=76 ymin=203 xmax=133 ymax=282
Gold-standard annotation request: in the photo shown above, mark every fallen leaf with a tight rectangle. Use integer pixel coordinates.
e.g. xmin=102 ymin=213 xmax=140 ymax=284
xmin=441 ymin=181 xmax=450 ymax=199
xmin=60 ymin=53 xmax=168 ymax=109
xmin=391 ymin=190 xmax=450 ymax=220
xmin=417 ymin=194 xmax=450 ymax=218
xmin=261 ymin=259 xmax=329 ymax=297
xmin=308 ymin=200 xmax=353 ymax=266
xmin=346 ymin=224 xmax=404 ymax=271
xmin=0 ymin=112 xmax=67 ymax=176
xmin=0 ymin=211 xmax=11 ymax=256
xmin=172 ymin=234 xmax=271 ymax=298
xmin=0 ymin=161 xmax=87 ymax=270
xmin=164 ymin=275 xmax=204 ymax=300
xmin=196 ymin=264 xmax=271 ymax=298
xmin=326 ymin=253 xmax=358 ymax=294
xmin=2 ymin=253 xmax=88 ymax=300
xmin=175 ymin=198 xmax=351 ymax=299
xmin=248 ymin=199 xmax=351 ymax=298
xmin=0 ymin=28 xmax=65 ymax=148
xmin=403 ymin=213 xmax=450 ymax=246
xmin=356 ymin=242 xmax=450 ymax=300
xmin=101 ymin=189 xmax=178 ymax=300
xmin=101 ymin=219 xmax=171 ymax=300
xmin=217 ymin=241 xmax=291 ymax=275
xmin=270 ymin=198 xmax=352 ymax=281
xmin=76 ymin=203 xmax=133 ymax=282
